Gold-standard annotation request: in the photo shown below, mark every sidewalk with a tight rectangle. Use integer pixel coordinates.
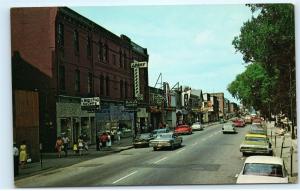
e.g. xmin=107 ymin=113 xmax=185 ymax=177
xmin=15 ymin=136 xmax=134 ymax=180
xmin=267 ymin=121 xmax=298 ymax=183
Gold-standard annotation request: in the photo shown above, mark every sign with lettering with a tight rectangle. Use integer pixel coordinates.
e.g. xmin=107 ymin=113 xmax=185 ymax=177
xmin=81 ymin=97 xmax=100 ymax=110
xmin=133 ymin=67 xmax=140 ymax=98
xmin=131 ymin=60 xmax=148 ymax=68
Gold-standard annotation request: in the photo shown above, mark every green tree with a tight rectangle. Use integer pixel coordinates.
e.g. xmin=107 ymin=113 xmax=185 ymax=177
xmin=231 ymin=4 xmax=295 ymax=120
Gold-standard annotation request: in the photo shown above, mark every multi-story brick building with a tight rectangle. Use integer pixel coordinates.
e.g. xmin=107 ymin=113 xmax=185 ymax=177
xmin=210 ymin=93 xmax=225 ymax=119
xmin=11 ymin=7 xmax=149 ymax=156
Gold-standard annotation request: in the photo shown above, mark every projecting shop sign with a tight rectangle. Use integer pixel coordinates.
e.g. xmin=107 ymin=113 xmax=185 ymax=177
xmin=81 ymin=97 xmax=100 ymax=110
xmin=131 ymin=60 xmax=148 ymax=68
xmin=131 ymin=60 xmax=148 ymax=100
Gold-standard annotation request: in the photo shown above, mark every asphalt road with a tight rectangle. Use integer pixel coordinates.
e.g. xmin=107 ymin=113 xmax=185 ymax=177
xmin=15 ymin=123 xmax=251 ymax=187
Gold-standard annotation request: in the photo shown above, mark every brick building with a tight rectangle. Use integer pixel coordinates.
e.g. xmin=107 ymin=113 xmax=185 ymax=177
xmin=11 ymin=7 xmax=149 ymax=155
xmin=210 ymin=93 xmax=225 ymax=119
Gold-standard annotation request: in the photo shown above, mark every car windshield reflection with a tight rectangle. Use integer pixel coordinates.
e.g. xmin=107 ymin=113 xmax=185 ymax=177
xmin=243 ymin=163 xmax=283 ymax=177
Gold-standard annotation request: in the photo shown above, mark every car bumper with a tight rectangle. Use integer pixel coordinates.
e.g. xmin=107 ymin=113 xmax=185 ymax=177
xmin=240 ymin=147 xmax=272 ymax=154
xmin=150 ymin=142 xmax=172 ymax=148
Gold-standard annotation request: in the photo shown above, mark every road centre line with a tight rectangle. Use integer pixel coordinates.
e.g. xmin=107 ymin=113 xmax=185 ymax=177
xmin=112 ymin=171 xmax=138 ymax=184
xmin=154 ymin=157 xmax=168 ymax=164
xmin=176 ymin=148 xmax=185 ymax=153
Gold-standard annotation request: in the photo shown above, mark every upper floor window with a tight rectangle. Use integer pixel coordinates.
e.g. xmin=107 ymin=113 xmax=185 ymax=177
xmin=113 ymin=54 xmax=116 ymax=65
xmin=87 ymin=36 xmax=91 ymax=57
xmin=73 ymin=30 xmax=79 ymax=53
xmin=103 ymin=44 xmax=109 ymax=63
xmin=106 ymin=76 xmax=110 ymax=96
xmin=88 ymin=72 xmax=93 ymax=94
xmin=59 ymin=65 xmax=65 ymax=90
xmin=100 ymin=75 xmax=104 ymax=96
xmin=119 ymin=50 xmax=123 ymax=68
xmin=75 ymin=69 xmax=80 ymax=93
xmin=120 ymin=80 xmax=123 ymax=98
xmin=57 ymin=23 xmax=64 ymax=47
xmin=124 ymin=53 xmax=127 ymax=70
xmin=98 ymin=41 xmax=103 ymax=62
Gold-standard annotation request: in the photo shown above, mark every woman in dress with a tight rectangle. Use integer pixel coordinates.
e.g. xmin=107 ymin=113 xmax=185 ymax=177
xmin=19 ymin=141 xmax=27 ymax=168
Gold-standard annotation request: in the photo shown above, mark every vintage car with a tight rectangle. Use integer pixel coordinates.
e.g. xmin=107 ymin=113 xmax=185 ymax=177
xmin=219 ymin=118 xmax=226 ymax=124
xmin=222 ymin=124 xmax=237 ymax=134
xmin=244 ymin=115 xmax=252 ymax=124
xmin=191 ymin=122 xmax=203 ymax=131
xmin=133 ymin=133 xmax=154 ymax=148
xmin=240 ymin=134 xmax=272 ymax=156
xmin=233 ymin=119 xmax=246 ymax=127
xmin=149 ymin=132 xmax=182 ymax=151
xmin=175 ymin=124 xmax=192 ymax=135
xmin=236 ymin=156 xmax=288 ymax=184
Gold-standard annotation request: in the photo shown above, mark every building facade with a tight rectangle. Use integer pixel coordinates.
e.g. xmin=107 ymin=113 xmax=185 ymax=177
xmin=210 ymin=93 xmax=225 ymax=119
xmin=11 ymin=7 xmax=149 ymax=154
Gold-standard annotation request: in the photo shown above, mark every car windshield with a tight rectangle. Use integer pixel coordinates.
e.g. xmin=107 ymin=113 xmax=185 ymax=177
xmin=138 ymin=134 xmax=150 ymax=139
xmin=249 ymin=129 xmax=266 ymax=134
xmin=243 ymin=163 xmax=283 ymax=177
xmin=153 ymin=129 xmax=167 ymax=134
xmin=157 ymin=134 xmax=173 ymax=139
xmin=245 ymin=137 xmax=267 ymax=142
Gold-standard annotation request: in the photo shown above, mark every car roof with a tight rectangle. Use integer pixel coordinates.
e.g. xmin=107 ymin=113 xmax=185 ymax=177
xmin=245 ymin=156 xmax=283 ymax=165
xmin=245 ymin=133 xmax=267 ymax=138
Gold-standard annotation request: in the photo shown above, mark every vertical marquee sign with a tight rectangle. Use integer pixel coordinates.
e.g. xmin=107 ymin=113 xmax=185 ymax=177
xmin=131 ymin=60 xmax=148 ymax=101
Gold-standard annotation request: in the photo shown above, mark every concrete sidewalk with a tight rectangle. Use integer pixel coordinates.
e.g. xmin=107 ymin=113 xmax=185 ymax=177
xmin=15 ymin=136 xmax=134 ymax=180
xmin=267 ymin=121 xmax=298 ymax=183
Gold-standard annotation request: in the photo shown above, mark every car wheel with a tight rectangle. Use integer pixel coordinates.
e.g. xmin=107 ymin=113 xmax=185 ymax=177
xmin=242 ymin=152 xmax=247 ymax=157
xmin=171 ymin=144 xmax=175 ymax=150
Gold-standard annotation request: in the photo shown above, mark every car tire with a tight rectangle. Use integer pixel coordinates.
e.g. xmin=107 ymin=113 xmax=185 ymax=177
xmin=171 ymin=144 xmax=175 ymax=150
xmin=242 ymin=152 xmax=247 ymax=157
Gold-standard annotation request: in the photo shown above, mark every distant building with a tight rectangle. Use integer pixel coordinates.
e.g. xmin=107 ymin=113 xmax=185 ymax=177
xmin=210 ymin=93 xmax=225 ymax=118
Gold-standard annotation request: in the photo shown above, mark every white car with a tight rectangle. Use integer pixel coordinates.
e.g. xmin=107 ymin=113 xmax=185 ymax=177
xmin=222 ymin=124 xmax=236 ymax=134
xmin=191 ymin=122 xmax=203 ymax=131
xmin=236 ymin=156 xmax=288 ymax=184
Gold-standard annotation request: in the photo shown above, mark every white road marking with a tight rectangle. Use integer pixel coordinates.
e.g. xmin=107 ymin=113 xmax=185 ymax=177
xmin=176 ymin=148 xmax=185 ymax=153
xmin=154 ymin=157 xmax=168 ymax=164
xmin=112 ymin=171 xmax=138 ymax=184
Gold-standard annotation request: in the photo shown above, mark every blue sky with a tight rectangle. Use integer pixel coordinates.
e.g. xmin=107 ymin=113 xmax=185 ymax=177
xmin=71 ymin=5 xmax=253 ymax=103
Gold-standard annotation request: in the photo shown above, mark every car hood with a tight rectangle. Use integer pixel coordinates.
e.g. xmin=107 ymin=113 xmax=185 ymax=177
xmin=236 ymin=175 xmax=288 ymax=184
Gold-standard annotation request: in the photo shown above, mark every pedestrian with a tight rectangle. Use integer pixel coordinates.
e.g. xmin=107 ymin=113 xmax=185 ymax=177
xmin=55 ymin=137 xmax=63 ymax=158
xmin=117 ymin=130 xmax=121 ymax=143
xmin=107 ymin=133 xmax=112 ymax=148
xmin=100 ymin=133 xmax=107 ymax=149
xmin=13 ymin=142 xmax=19 ymax=176
xmin=78 ymin=136 xmax=84 ymax=156
xmin=19 ymin=141 xmax=27 ymax=169
xmin=73 ymin=142 xmax=78 ymax=155
xmin=62 ymin=134 xmax=70 ymax=157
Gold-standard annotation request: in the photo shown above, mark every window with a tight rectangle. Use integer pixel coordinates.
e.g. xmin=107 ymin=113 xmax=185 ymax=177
xmin=100 ymin=75 xmax=104 ymax=96
xmin=106 ymin=76 xmax=110 ymax=96
xmin=113 ymin=54 xmax=116 ymax=65
xmin=73 ymin=30 xmax=79 ymax=53
xmin=119 ymin=50 xmax=122 ymax=68
xmin=58 ymin=23 xmax=64 ymax=47
xmin=98 ymin=41 xmax=103 ymax=61
xmin=88 ymin=72 xmax=93 ymax=94
xmin=120 ymin=80 xmax=123 ymax=98
xmin=87 ymin=36 xmax=91 ymax=57
xmin=124 ymin=53 xmax=127 ymax=70
xmin=59 ymin=65 xmax=65 ymax=90
xmin=75 ymin=69 xmax=80 ymax=92
xmin=103 ymin=44 xmax=107 ymax=62
xmin=125 ymin=81 xmax=128 ymax=98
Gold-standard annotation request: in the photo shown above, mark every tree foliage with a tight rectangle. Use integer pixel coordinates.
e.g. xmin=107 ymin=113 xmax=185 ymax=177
xmin=229 ymin=4 xmax=295 ymax=119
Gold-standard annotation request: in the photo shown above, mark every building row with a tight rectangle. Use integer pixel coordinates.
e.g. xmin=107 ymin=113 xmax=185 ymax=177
xmin=11 ymin=7 xmax=238 ymax=161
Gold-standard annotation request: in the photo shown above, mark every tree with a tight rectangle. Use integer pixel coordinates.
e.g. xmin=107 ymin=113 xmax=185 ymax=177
xmin=231 ymin=4 xmax=295 ymax=121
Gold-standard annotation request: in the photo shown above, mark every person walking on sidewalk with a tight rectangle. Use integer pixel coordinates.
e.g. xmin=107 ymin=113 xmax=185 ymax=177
xmin=107 ymin=133 xmax=112 ymax=149
xmin=100 ymin=132 xmax=107 ymax=149
xmin=55 ymin=137 xmax=63 ymax=158
xmin=117 ymin=130 xmax=121 ymax=144
xmin=62 ymin=134 xmax=70 ymax=157
xmin=19 ymin=141 xmax=27 ymax=169
xmin=78 ymin=136 xmax=84 ymax=156
xmin=13 ymin=142 xmax=19 ymax=176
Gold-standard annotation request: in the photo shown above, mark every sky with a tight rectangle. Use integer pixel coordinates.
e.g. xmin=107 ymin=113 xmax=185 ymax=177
xmin=71 ymin=4 xmax=253 ymax=103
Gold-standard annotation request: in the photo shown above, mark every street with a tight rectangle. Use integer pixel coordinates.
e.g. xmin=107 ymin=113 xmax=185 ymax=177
xmin=15 ymin=123 xmax=250 ymax=187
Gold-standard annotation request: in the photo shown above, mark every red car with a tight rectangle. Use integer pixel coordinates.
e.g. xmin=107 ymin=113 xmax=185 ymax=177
xmin=233 ymin=119 xmax=245 ymax=127
xmin=175 ymin=125 xmax=193 ymax=135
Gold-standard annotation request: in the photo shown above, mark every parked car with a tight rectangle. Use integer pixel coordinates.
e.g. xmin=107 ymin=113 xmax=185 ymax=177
xmin=240 ymin=134 xmax=272 ymax=156
xmin=191 ymin=122 xmax=203 ymax=131
xmin=233 ymin=119 xmax=245 ymax=127
xmin=175 ymin=124 xmax=192 ymax=135
xmin=222 ymin=124 xmax=237 ymax=134
xmin=244 ymin=115 xmax=252 ymax=124
xmin=219 ymin=118 xmax=226 ymax=124
xmin=151 ymin=128 xmax=170 ymax=138
xmin=133 ymin=133 xmax=154 ymax=148
xmin=236 ymin=156 xmax=288 ymax=184
xmin=149 ymin=132 xmax=182 ymax=151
